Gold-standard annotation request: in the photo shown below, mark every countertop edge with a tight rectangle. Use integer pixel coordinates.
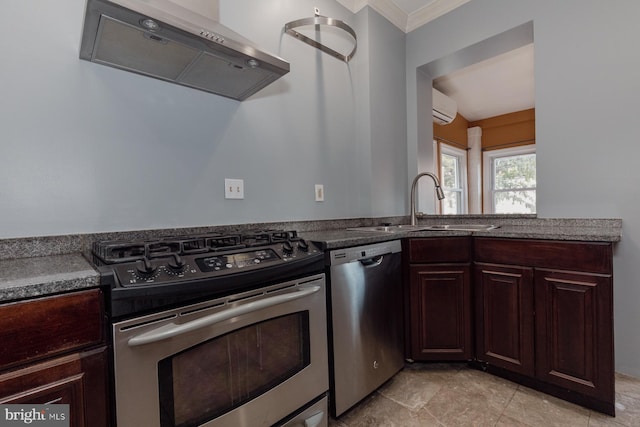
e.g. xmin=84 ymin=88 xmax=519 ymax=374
xmin=302 ymin=226 xmax=621 ymax=250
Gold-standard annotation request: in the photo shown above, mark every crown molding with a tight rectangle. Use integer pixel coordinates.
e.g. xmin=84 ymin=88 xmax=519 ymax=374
xmin=368 ymin=0 xmax=408 ymax=31
xmin=335 ymin=0 xmax=368 ymax=13
xmin=406 ymin=0 xmax=472 ymax=32
xmin=334 ymin=0 xmax=472 ymax=33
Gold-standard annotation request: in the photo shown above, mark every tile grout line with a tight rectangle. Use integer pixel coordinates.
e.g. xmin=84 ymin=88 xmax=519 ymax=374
xmin=492 ymin=383 xmax=528 ymax=427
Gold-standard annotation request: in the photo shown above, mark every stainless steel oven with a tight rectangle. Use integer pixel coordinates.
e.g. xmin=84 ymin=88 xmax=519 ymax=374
xmin=91 ymin=230 xmax=328 ymax=427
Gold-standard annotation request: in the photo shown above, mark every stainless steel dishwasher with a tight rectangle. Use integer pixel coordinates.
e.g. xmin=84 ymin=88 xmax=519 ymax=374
xmin=327 ymin=240 xmax=404 ymax=417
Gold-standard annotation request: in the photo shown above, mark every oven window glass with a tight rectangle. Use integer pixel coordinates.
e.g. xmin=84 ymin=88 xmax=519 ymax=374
xmin=158 ymin=312 xmax=310 ymax=427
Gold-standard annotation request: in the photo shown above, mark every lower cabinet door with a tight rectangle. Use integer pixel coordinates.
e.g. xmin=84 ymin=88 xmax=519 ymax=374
xmin=475 ymin=263 xmax=535 ymax=376
xmin=0 ymin=347 xmax=109 ymax=427
xmin=535 ymin=269 xmax=614 ymax=402
xmin=409 ymin=264 xmax=472 ymax=361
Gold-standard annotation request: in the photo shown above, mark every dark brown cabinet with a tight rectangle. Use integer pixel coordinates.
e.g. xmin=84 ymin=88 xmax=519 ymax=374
xmin=405 ymin=236 xmax=615 ymax=415
xmin=474 ymin=263 xmax=534 ymax=376
xmin=474 ymin=238 xmax=614 ymax=415
xmin=0 ymin=289 xmax=109 ymax=427
xmin=534 ymin=269 xmax=614 ymax=402
xmin=405 ymin=237 xmax=473 ymax=361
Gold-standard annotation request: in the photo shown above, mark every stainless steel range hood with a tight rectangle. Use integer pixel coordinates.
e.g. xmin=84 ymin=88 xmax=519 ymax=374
xmin=79 ymin=0 xmax=289 ymax=100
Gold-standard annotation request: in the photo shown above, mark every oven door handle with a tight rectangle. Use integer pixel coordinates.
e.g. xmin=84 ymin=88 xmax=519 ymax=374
xmin=127 ymin=285 xmax=321 ymax=347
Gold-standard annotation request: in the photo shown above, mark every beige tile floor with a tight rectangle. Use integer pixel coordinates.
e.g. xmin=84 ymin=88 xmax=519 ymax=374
xmin=329 ymin=363 xmax=640 ymax=427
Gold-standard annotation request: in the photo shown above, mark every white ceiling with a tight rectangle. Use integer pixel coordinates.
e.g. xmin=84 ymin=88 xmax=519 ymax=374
xmin=336 ymin=0 xmax=536 ymax=122
xmin=434 ymin=43 xmax=535 ymax=121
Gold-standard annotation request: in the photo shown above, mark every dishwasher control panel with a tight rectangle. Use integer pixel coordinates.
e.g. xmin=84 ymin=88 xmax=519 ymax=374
xmin=328 ymin=240 xmax=402 ymax=265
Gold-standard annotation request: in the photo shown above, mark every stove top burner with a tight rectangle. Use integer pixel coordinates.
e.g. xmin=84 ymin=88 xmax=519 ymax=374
xmin=93 ymin=230 xmax=304 ymax=265
xmin=91 ymin=229 xmax=324 ymax=319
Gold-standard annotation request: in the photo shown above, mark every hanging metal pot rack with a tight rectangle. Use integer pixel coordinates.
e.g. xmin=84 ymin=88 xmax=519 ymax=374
xmin=284 ymin=8 xmax=357 ymax=63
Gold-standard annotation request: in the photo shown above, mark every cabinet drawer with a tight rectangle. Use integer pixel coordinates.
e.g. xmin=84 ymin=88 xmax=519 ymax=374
xmin=406 ymin=237 xmax=471 ymax=263
xmin=0 ymin=289 xmax=104 ymax=370
xmin=474 ymin=238 xmax=612 ymax=274
xmin=0 ymin=346 xmax=109 ymax=427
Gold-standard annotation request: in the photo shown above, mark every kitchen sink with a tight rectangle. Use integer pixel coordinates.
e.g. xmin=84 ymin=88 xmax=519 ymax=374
xmin=426 ymin=224 xmax=500 ymax=231
xmin=346 ymin=225 xmax=431 ymax=233
xmin=347 ymin=224 xmax=499 ymax=233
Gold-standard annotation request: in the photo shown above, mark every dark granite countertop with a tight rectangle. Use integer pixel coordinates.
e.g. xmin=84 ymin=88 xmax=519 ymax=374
xmin=0 ymin=254 xmax=99 ymax=303
xmin=302 ymin=221 xmax=622 ymax=250
xmin=471 ymin=224 xmax=622 ymax=242
xmin=0 ymin=216 xmax=622 ymax=303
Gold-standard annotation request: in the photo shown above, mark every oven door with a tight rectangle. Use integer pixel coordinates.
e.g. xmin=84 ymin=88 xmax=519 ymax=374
xmin=112 ymin=274 xmax=328 ymax=427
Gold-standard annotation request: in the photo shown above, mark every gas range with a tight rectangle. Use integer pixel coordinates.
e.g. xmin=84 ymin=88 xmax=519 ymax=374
xmin=91 ymin=230 xmax=324 ymax=319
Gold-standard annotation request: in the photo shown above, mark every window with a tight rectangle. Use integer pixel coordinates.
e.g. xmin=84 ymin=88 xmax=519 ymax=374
xmin=483 ymin=145 xmax=536 ymax=214
xmin=439 ymin=143 xmax=468 ymax=214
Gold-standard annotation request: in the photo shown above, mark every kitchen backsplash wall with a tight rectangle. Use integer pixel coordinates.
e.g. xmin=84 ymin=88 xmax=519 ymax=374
xmin=0 ymin=0 xmax=407 ymax=239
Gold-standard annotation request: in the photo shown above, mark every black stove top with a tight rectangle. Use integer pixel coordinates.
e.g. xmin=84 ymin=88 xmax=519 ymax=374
xmin=91 ymin=230 xmax=324 ymax=319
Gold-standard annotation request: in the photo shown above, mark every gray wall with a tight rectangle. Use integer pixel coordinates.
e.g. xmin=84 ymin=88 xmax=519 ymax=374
xmin=367 ymin=10 xmax=408 ymax=215
xmin=406 ymin=0 xmax=640 ymax=376
xmin=0 ymin=0 xmax=406 ymax=238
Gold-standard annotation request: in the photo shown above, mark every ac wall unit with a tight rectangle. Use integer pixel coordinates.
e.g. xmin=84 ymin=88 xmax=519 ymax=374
xmin=432 ymin=88 xmax=457 ymax=125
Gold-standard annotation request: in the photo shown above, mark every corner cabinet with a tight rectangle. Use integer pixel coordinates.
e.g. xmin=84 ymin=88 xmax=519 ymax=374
xmin=404 ymin=237 xmax=473 ymax=361
xmin=0 ymin=289 xmax=110 ymax=427
xmin=474 ymin=263 xmax=534 ymax=376
xmin=474 ymin=238 xmax=614 ymax=415
xmin=535 ymin=269 xmax=613 ymax=401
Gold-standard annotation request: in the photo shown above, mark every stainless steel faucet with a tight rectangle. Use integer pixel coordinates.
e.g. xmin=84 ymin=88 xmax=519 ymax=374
xmin=410 ymin=172 xmax=446 ymax=225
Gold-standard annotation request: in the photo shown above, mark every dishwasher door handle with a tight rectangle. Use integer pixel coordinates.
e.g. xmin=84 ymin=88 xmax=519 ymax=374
xmin=359 ymin=255 xmax=385 ymax=267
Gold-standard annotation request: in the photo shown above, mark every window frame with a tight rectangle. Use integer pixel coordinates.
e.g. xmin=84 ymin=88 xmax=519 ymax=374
xmin=439 ymin=142 xmax=469 ymax=215
xmin=482 ymin=144 xmax=536 ymax=214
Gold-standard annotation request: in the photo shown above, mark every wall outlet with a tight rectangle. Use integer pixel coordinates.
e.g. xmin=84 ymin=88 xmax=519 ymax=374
xmin=315 ymin=184 xmax=324 ymax=202
xmin=225 ymin=179 xmax=244 ymax=199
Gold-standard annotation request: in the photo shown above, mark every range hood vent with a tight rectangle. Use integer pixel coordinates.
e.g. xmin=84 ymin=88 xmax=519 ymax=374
xmin=80 ymin=0 xmax=290 ymax=100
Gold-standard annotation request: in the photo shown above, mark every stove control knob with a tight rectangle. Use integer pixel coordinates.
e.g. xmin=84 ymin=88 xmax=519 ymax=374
xmin=136 ymin=258 xmax=157 ymax=278
xmin=167 ymin=254 xmax=186 ymax=273
xmin=282 ymin=241 xmax=294 ymax=255
xmin=297 ymin=239 xmax=309 ymax=252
